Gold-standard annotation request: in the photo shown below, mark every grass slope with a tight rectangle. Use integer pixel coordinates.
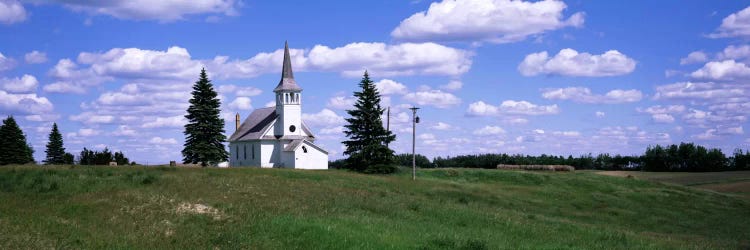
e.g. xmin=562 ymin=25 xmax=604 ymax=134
xmin=0 ymin=166 xmax=748 ymax=249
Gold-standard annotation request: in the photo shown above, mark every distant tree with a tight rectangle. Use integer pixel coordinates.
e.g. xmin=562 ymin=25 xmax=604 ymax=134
xmin=182 ymin=68 xmax=228 ymax=167
xmin=63 ymin=152 xmax=75 ymax=165
xmin=0 ymin=116 xmax=35 ymax=165
xmin=342 ymin=71 xmax=396 ymax=172
xmin=114 ymin=151 xmax=129 ymax=165
xmin=43 ymin=123 xmax=67 ymax=165
xmin=394 ymin=153 xmax=431 ymax=168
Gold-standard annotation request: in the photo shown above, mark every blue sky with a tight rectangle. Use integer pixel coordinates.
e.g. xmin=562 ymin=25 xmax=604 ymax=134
xmin=1 ymin=0 xmax=749 ymax=163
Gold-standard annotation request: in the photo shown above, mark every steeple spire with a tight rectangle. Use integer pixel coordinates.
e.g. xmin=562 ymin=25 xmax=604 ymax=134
xmin=274 ymin=41 xmax=302 ymax=93
xmin=281 ymin=41 xmax=294 ymax=79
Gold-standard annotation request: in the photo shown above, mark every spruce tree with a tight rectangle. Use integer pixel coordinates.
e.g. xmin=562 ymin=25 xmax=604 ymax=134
xmin=0 ymin=116 xmax=35 ymax=165
xmin=342 ymin=71 xmax=396 ymax=171
xmin=44 ymin=123 xmax=66 ymax=165
xmin=182 ymin=68 xmax=228 ymax=167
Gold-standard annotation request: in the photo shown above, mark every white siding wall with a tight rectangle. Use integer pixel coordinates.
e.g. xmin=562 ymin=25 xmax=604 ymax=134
xmin=260 ymin=141 xmax=277 ymax=168
xmin=294 ymin=141 xmax=328 ymax=169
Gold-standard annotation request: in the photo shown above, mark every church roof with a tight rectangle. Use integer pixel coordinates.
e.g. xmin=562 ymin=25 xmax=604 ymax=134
xmin=228 ymin=107 xmax=317 ymax=142
xmin=284 ymin=139 xmax=329 ymax=154
xmin=273 ymin=41 xmax=303 ymax=93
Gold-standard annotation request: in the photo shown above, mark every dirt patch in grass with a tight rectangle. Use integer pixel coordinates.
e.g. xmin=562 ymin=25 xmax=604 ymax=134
xmin=176 ymin=202 xmax=224 ymax=220
xmin=694 ymin=181 xmax=750 ymax=195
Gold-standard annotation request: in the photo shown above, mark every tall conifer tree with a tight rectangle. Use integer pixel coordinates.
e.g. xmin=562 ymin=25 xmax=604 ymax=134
xmin=44 ymin=123 xmax=66 ymax=165
xmin=182 ymin=68 xmax=228 ymax=167
xmin=0 ymin=116 xmax=35 ymax=165
xmin=343 ymin=71 xmax=396 ymax=171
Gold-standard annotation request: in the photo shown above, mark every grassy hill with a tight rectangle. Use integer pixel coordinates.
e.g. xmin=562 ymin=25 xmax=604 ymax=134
xmin=0 ymin=166 xmax=748 ymax=249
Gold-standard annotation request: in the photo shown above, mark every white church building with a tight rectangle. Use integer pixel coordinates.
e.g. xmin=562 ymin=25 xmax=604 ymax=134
xmin=228 ymin=42 xmax=328 ymax=169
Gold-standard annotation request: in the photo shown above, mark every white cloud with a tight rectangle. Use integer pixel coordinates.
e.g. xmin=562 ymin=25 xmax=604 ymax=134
xmin=391 ymin=0 xmax=584 ymax=43
xmin=708 ymin=6 xmax=750 ymax=39
xmin=326 ymin=96 xmax=355 ymax=110
xmin=227 ymin=97 xmax=252 ymax=110
xmin=319 ymin=126 xmax=344 ymax=135
xmin=375 ymin=79 xmax=408 ymax=95
xmin=637 ymin=105 xmax=686 ymax=123
xmin=24 ymin=51 xmax=48 ymax=64
xmin=142 ymin=115 xmax=187 ymax=128
xmin=78 ymin=46 xmax=202 ymax=80
xmin=418 ymin=133 xmax=435 ymax=140
xmin=77 ymin=128 xmax=100 ymax=137
xmin=552 ymin=130 xmax=580 ymax=137
xmin=302 ymin=109 xmax=345 ymax=127
xmin=467 ymin=100 xmax=559 ymax=116
xmin=51 ymin=0 xmax=240 ymax=22
xmin=1 ymin=74 xmax=38 ymax=93
xmin=0 ymin=0 xmax=26 ymax=25
xmin=473 ymin=125 xmax=506 ymax=135
xmin=43 ymin=81 xmax=87 ymax=94
xmin=518 ymin=48 xmax=636 ymax=77
xmin=653 ymin=82 xmax=745 ymax=101
xmin=112 ymin=125 xmax=137 ymax=137
xmin=0 ymin=90 xmax=54 ymax=115
xmin=0 ymin=52 xmax=16 ymax=71
xmin=690 ymin=60 xmax=750 ymax=81
xmin=69 ymin=112 xmax=115 ymax=124
xmin=402 ymin=90 xmax=461 ymax=108
xmin=595 ymin=111 xmax=605 ymax=118
xmin=217 ymin=84 xmax=262 ymax=97
xmin=440 ymin=80 xmax=462 ymax=91
xmin=717 ymin=45 xmax=750 ymax=62
xmin=541 ymin=87 xmax=642 ymax=104
xmin=680 ymin=51 xmax=708 ymax=65
xmin=431 ymin=122 xmax=454 ymax=130
xmin=149 ymin=137 xmax=178 ymax=145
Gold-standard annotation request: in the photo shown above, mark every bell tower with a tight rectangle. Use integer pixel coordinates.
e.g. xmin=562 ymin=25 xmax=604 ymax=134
xmin=274 ymin=41 xmax=303 ymax=138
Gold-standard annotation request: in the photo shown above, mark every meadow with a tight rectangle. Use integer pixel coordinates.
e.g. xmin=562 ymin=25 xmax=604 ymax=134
xmin=0 ymin=166 xmax=748 ymax=249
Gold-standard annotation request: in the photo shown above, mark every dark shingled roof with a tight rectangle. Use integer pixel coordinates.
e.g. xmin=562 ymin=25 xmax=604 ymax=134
xmin=273 ymin=41 xmax=303 ymax=93
xmin=228 ymin=107 xmax=276 ymax=142
xmin=229 ymin=107 xmax=317 ymax=142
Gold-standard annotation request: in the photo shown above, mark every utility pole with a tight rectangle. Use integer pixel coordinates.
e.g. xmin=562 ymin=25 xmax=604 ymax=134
xmin=386 ymin=107 xmax=390 ymax=147
xmin=409 ymin=107 xmax=420 ymax=180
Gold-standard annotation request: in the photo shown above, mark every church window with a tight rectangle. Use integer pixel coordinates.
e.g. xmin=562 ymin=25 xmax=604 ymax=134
xmin=302 ymin=146 xmax=308 ymax=153
xmin=235 ymin=146 xmax=238 ymax=160
xmin=243 ymin=145 xmax=247 ymax=159
xmin=252 ymin=144 xmax=255 ymax=159
xmin=289 ymin=125 xmax=296 ymax=132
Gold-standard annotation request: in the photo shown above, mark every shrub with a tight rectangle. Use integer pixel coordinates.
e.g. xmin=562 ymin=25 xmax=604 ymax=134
xmin=497 ymin=164 xmax=574 ymax=172
xmin=363 ymin=164 xmax=398 ymax=174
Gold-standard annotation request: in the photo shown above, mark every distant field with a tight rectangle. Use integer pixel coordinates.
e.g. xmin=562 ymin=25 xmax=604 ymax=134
xmin=596 ymin=171 xmax=750 ymax=199
xmin=0 ymin=166 xmax=748 ymax=249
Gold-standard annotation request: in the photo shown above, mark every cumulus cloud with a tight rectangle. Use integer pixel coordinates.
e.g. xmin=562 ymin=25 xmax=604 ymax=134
xmin=142 ymin=115 xmax=187 ymax=128
xmin=69 ymin=112 xmax=115 ymax=124
xmin=0 ymin=0 xmax=26 ymax=24
xmin=518 ymin=48 xmax=636 ymax=77
xmin=149 ymin=136 xmax=178 ymax=145
xmin=402 ymin=90 xmax=461 ymax=108
xmin=473 ymin=125 xmax=506 ymax=135
xmin=24 ymin=51 xmax=48 ymax=64
xmin=637 ymin=105 xmax=686 ymax=123
xmin=431 ymin=122 xmax=454 ymax=131
xmin=717 ymin=45 xmax=750 ymax=62
xmin=0 ymin=52 xmax=16 ymax=71
xmin=77 ymin=128 xmax=100 ymax=137
xmin=227 ymin=97 xmax=252 ymax=110
xmin=541 ymin=87 xmax=642 ymax=104
xmin=467 ymin=100 xmax=559 ymax=116
xmin=43 ymin=82 xmax=86 ymax=94
xmin=1 ymin=74 xmax=38 ymax=93
xmin=680 ymin=51 xmax=708 ymax=65
xmin=50 ymin=0 xmax=240 ymax=22
xmin=708 ymin=6 xmax=750 ymax=39
xmin=440 ymin=80 xmax=463 ymax=91
xmin=391 ymin=0 xmax=584 ymax=43
xmin=302 ymin=109 xmax=345 ymax=127
xmin=690 ymin=60 xmax=750 ymax=81
xmin=595 ymin=111 xmax=605 ymax=118
xmin=326 ymin=96 xmax=355 ymax=110
xmin=216 ymin=84 xmax=262 ymax=97
xmin=375 ymin=79 xmax=408 ymax=95
xmin=0 ymin=90 xmax=54 ymax=115
xmin=653 ymin=82 xmax=746 ymax=101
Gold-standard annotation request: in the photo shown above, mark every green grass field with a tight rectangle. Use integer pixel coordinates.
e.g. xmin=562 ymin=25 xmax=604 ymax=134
xmin=0 ymin=166 xmax=748 ymax=249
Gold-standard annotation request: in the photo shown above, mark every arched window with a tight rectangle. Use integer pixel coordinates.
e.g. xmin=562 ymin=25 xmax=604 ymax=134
xmin=302 ymin=146 xmax=308 ymax=153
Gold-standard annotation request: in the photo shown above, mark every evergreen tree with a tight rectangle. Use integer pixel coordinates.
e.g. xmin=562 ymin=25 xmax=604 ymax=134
xmin=182 ymin=68 xmax=228 ymax=167
xmin=342 ymin=71 xmax=396 ymax=172
xmin=44 ymin=123 xmax=66 ymax=165
xmin=0 ymin=116 xmax=35 ymax=165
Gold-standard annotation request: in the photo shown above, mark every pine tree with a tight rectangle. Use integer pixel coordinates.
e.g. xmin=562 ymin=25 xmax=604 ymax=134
xmin=182 ymin=68 xmax=228 ymax=167
xmin=0 ymin=116 xmax=35 ymax=165
xmin=44 ymin=123 xmax=66 ymax=165
xmin=342 ymin=71 xmax=396 ymax=171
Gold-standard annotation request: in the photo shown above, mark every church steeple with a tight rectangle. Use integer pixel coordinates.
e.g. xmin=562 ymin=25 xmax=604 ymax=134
xmin=274 ymin=41 xmax=302 ymax=93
